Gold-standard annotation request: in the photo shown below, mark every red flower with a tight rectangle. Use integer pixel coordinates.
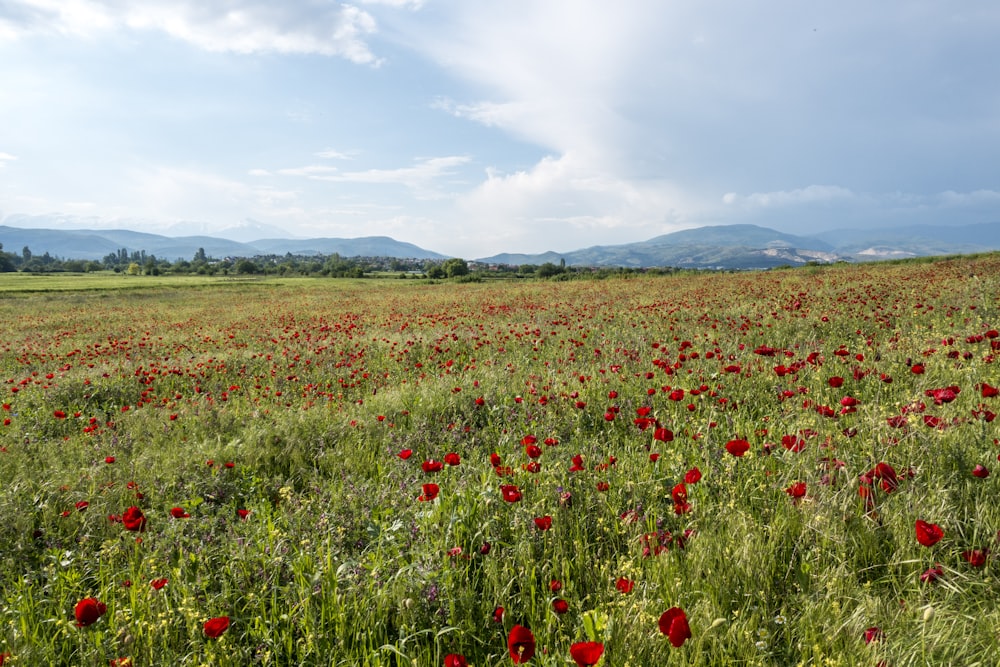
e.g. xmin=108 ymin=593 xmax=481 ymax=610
xmin=534 ymin=516 xmax=552 ymax=531
xmin=972 ymin=464 xmax=990 ymax=478
xmin=615 ymin=577 xmax=635 ymax=594
xmin=507 ymin=625 xmax=536 ymax=663
xmin=444 ymin=452 xmax=461 ymax=466
xmin=785 ymin=482 xmax=807 ymax=500
xmin=54 ymin=410 xmax=67 ymax=419
xmin=237 ymin=509 xmax=250 ymax=520
xmin=422 ymin=460 xmax=443 ymax=473
xmin=725 ymin=439 xmax=750 ymax=457
xmin=122 ymin=506 xmax=146 ymax=532
xmin=150 ymin=578 xmax=168 ymax=590
xmin=203 ymin=616 xmax=229 ymax=638
xmin=915 ymin=520 xmax=944 ymax=547
xmin=863 ymin=626 xmax=883 ymax=644
xmin=569 ymin=454 xmax=585 ymax=471
xmin=419 ymin=483 xmax=439 ymax=502
xmin=170 ymin=506 xmax=190 ymax=518
xmin=570 ymin=641 xmax=604 ymax=666
xmin=653 ymin=427 xmax=674 ymax=442
xmin=444 ymin=655 xmax=468 ymax=667
xmin=920 ymin=564 xmax=944 ymax=583
xmin=658 ymin=607 xmax=691 ymax=647
xmin=398 ymin=448 xmax=413 ymax=460
xmin=552 ymin=598 xmax=569 ymax=614
xmin=981 ymin=382 xmax=1000 ymax=398
xmin=492 ymin=606 xmax=505 ymax=623
xmin=109 ymin=659 xmax=133 ymax=667
xmin=105 ymin=456 xmax=116 ymax=464
xmin=75 ymin=501 xmax=89 ymax=511
xmin=962 ymin=549 xmax=988 ymax=568
xmin=74 ymin=597 xmax=107 ymax=627
xmin=684 ymin=467 xmax=701 ymax=484
xmin=501 ymin=485 xmax=522 ymax=503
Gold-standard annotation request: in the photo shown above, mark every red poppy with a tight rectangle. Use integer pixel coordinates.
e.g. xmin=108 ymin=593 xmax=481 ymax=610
xmin=981 ymin=382 xmax=1000 ymax=398
xmin=570 ymin=641 xmax=604 ymax=666
xmin=109 ymin=659 xmax=133 ymax=667
xmin=828 ymin=376 xmax=844 ymax=388
xmin=972 ymin=464 xmax=990 ymax=478
xmin=443 ymin=452 xmax=461 ymax=466
xmin=658 ymin=607 xmax=691 ymax=647
xmin=170 ymin=506 xmax=190 ymax=518
xmin=863 ymin=626 xmax=883 ymax=644
xmin=492 ymin=606 xmax=505 ymax=623
xmin=74 ymin=597 xmax=107 ymax=627
xmin=552 ymin=598 xmax=569 ymax=614
xmin=398 ymin=449 xmax=413 ymax=460
xmin=203 ymin=616 xmax=229 ymax=638
xmin=725 ymin=439 xmax=750 ymax=457
xmin=490 ymin=452 xmax=503 ymax=467
xmin=521 ymin=435 xmax=537 ymax=446
xmin=785 ymin=482 xmax=807 ymax=500
xmin=920 ymin=564 xmax=944 ymax=583
xmin=507 ymin=625 xmax=536 ymax=663
xmin=444 ymin=655 xmax=468 ymax=667
xmin=75 ymin=501 xmax=89 ymax=511
xmin=615 ymin=577 xmax=635 ymax=594
xmin=915 ymin=520 xmax=944 ymax=547
xmin=105 ymin=456 xmax=116 ymax=464
xmin=150 ymin=578 xmax=168 ymax=590
xmin=534 ymin=516 xmax=552 ymax=531
xmin=569 ymin=454 xmax=585 ymax=472
xmin=781 ymin=435 xmax=806 ymax=452
xmin=122 ymin=506 xmax=146 ymax=532
xmin=653 ymin=427 xmax=674 ymax=442
xmin=962 ymin=549 xmax=988 ymax=568
xmin=54 ymin=410 xmax=67 ymax=419
xmin=422 ymin=460 xmax=443 ymax=473
xmin=419 ymin=483 xmax=439 ymax=502
xmin=501 ymin=485 xmax=522 ymax=503
xmin=684 ymin=467 xmax=701 ymax=484
xmin=237 ymin=509 xmax=250 ymax=520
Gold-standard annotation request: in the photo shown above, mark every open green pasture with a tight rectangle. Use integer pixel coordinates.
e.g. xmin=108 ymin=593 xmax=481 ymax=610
xmin=1 ymin=256 xmax=999 ymax=665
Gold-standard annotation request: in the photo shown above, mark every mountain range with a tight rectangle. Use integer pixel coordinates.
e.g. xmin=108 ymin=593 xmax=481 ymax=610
xmin=2 ymin=217 xmax=999 ymax=270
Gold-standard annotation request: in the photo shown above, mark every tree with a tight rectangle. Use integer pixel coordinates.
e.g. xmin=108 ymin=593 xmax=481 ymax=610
xmin=442 ymin=258 xmax=469 ymax=278
xmin=234 ymin=259 xmax=258 ymax=275
xmin=127 ymin=262 xmax=141 ymax=275
xmin=194 ymin=247 xmax=207 ymax=263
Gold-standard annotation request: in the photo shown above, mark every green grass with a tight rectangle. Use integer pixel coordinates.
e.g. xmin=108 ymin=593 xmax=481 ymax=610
xmin=1 ymin=256 xmax=999 ymax=665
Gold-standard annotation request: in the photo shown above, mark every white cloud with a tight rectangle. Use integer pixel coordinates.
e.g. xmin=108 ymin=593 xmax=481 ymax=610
xmin=0 ymin=152 xmax=17 ymax=166
xmin=723 ymin=185 xmax=857 ymax=208
xmin=314 ymin=149 xmax=358 ymax=160
xmin=0 ymin=1 xmax=386 ymax=63
xmin=278 ymin=156 xmax=470 ymax=195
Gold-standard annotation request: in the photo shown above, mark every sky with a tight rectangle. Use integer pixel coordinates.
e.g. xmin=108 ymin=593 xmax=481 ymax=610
xmin=1 ymin=1 xmax=998 ymax=258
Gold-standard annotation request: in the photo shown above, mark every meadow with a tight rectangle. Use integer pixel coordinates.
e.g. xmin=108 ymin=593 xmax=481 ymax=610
xmin=1 ymin=256 xmax=999 ymax=666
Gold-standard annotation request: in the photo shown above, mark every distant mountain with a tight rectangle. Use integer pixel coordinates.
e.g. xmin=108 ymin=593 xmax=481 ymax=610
xmin=3 ymin=218 xmax=998 ymax=270
xmin=0 ymin=224 xmax=448 ymax=261
xmin=477 ymin=225 xmax=840 ymax=269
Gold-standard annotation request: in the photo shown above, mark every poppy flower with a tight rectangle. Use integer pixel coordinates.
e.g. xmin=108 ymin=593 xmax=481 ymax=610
xmin=507 ymin=625 xmax=536 ymax=663
xmin=962 ymin=549 xmax=988 ymax=568
xmin=920 ymin=564 xmax=944 ymax=583
xmin=150 ymin=578 xmax=168 ymax=590
xmin=419 ymin=483 xmax=439 ymax=502
xmin=203 ymin=616 xmax=229 ymax=638
xmin=615 ymin=577 xmax=635 ymax=594
xmin=492 ymin=606 xmax=505 ymax=623
xmin=490 ymin=452 xmax=503 ymax=467
xmin=444 ymin=452 xmax=461 ymax=466
xmin=170 ymin=507 xmax=190 ymax=518
xmin=658 ymin=607 xmax=691 ymax=647
xmin=552 ymin=598 xmax=569 ymax=614
xmin=684 ymin=467 xmax=701 ymax=484
xmin=863 ymin=627 xmax=883 ymax=644
xmin=569 ymin=454 xmax=585 ymax=472
xmin=109 ymin=659 xmax=133 ymax=667
xmin=398 ymin=449 xmax=413 ymax=460
xmin=785 ymin=482 xmax=807 ymax=500
xmin=570 ymin=641 xmax=604 ymax=666
xmin=444 ymin=655 xmax=468 ymax=667
xmin=653 ymin=427 xmax=674 ymax=442
xmin=105 ymin=456 xmax=116 ymax=464
xmin=915 ymin=520 xmax=944 ymax=547
xmin=237 ymin=509 xmax=250 ymax=520
xmin=549 ymin=579 xmax=562 ymax=592
xmin=534 ymin=516 xmax=552 ymax=531
xmin=75 ymin=501 xmax=89 ymax=511
xmin=122 ymin=506 xmax=146 ymax=532
xmin=725 ymin=439 xmax=750 ymax=457
xmin=74 ymin=597 xmax=107 ymax=627
xmin=972 ymin=464 xmax=990 ymax=478
xmin=422 ymin=460 xmax=443 ymax=473
xmin=54 ymin=410 xmax=67 ymax=419
xmin=501 ymin=485 xmax=522 ymax=503
xmin=480 ymin=542 xmax=492 ymax=555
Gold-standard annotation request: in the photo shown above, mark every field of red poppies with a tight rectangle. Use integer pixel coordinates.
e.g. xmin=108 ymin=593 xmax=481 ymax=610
xmin=1 ymin=255 xmax=999 ymax=666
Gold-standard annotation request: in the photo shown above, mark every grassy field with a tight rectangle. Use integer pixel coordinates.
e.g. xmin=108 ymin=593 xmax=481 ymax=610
xmin=1 ymin=256 xmax=999 ymax=666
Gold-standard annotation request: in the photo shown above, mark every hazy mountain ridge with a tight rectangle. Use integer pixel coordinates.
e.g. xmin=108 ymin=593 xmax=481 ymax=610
xmin=2 ymin=220 xmax=998 ymax=269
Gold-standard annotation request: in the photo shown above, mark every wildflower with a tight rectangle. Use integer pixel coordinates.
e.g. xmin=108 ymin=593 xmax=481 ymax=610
xmin=203 ymin=616 xmax=229 ymax=638
xmin=570 ymin=641 xmax=604 ymax=666
xmin=915 ymin=520 xmax=944 ymax=547
xmin=122 ymin=506 xmax=146 ymax=532
xmin=615 ymin=577 xmax=635 ymax=594
xmin=659 ymin=607 xmax=691 ymax=647
xmin=74 ymin=597 xmax=107 ymax=627
xmin=507 ymin=625 xmax=536 ymax=664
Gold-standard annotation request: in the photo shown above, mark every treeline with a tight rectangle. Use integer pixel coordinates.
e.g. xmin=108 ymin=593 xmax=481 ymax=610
xmin=0 ymin=243 xmax=684 ymax=280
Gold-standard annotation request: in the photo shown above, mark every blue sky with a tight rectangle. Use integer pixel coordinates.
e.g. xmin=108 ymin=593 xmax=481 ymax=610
xmin=1 ymin=1 xmax=998 ymax=258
